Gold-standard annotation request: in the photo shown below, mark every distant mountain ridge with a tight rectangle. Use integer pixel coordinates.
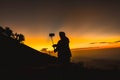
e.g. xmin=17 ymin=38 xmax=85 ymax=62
xmin=0 ymin=33 xmax=57 ymax=65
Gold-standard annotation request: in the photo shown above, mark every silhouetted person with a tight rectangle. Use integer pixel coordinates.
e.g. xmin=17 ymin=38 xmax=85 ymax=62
xmin=52 ymin=31 xmax=72 ymax=64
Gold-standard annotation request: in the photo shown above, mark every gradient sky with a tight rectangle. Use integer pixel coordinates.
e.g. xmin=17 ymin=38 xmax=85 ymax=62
xmin=0 ymin=0 xmax=120 ymax=50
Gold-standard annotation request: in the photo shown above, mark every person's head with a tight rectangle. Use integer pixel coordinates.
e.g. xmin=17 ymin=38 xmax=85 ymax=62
xmin=59 ymin=31 xmax=66 ymax=39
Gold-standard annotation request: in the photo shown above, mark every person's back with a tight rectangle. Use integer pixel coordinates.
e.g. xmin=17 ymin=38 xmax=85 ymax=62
xmin=57 ymin=36 xmax=71 ymax=57
xmin=53 ymin=32 xmax=72 ymax=64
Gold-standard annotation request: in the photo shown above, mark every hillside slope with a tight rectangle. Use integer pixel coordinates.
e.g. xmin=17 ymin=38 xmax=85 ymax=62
xmin=0 ymin=33 xmax=57 ymax=65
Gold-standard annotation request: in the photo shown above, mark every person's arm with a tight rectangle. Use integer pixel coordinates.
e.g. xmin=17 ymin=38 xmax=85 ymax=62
xmin=52 ymin=44 xmax=57 ymax=53
xmin=52 ymin=44 xmax=57 ymax=47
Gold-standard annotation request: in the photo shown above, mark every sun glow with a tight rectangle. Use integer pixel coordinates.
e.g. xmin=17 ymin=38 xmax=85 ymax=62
xmin=24 ymin=34 xmax=120 ymax=51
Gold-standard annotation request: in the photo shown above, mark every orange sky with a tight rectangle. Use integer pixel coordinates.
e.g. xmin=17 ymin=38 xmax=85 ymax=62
xmin=24 ymin=32 xmax=120 ymax=51
xmin=0 ymin=1 xmax=120 ymax=51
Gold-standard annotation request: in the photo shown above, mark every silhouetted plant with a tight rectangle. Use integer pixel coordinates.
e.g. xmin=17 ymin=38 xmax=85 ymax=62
xmin=0 ymin=26 xmax=4 ymax=33
xmin=18 ymin=33 xmax=25 ymax=43
xmin=4 ymin=27 xmax=14 ymax=37
xmin=13 ymin=32 xmax=26 ymax=43
xmin=0 ymin=26 xmax=25 ymax=43
xmin=14 ymin=33 xmax=25 ymax=43
xmin=14 ymin=32 xmax=19 ymax=40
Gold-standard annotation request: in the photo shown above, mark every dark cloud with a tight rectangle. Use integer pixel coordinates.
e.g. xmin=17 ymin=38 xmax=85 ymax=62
xmin=99 ymin=42 xmax=109 ymax=44
xmin=90 ymin=42 xmax=110 ymax=45
xmin=114 ymin=40 xmax=120 ymax=43
xmin=90 ymin=40 xmax=120 ymax=45
xmin=90 ymin=42 xmax=97 ymax=44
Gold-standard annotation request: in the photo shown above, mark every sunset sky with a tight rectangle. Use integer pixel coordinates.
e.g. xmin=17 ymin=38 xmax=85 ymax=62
xmin=0 ymin=0 xmax=120 ymax=50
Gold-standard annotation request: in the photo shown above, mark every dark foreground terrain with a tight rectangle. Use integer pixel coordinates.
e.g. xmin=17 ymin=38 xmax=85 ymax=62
xmin=0 ymin=63 xmax=120 ymax=80
xmin=0 ymin=29 xmax=120 ymax=80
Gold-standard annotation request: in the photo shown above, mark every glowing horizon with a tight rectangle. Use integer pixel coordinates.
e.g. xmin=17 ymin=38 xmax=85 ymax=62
xmin=24 ymin=33 xmax=120 ymax=51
